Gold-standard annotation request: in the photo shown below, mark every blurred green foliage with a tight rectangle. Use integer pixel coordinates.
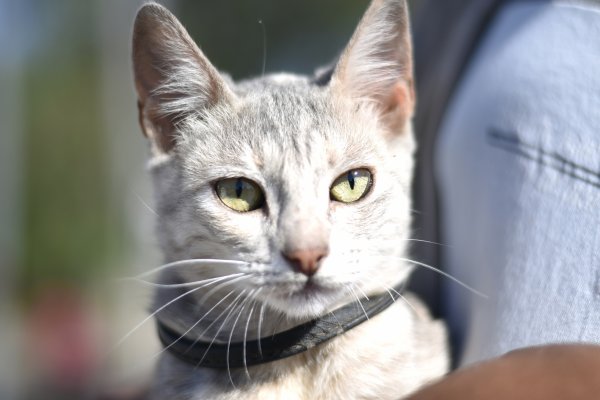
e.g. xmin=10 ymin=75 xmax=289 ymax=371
xmin=19 ymin=2 xmax=125 ymax=301
xmin=23 ymin=58 xmax=125 ymax=294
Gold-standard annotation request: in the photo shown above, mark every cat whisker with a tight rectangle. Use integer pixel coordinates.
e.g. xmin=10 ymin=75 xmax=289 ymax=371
xmin=227 ymin=289 xmax=257 ymax=388
xmin=402 ymin=257 xmax=487 ymax=298
xmin=365 ymin=278 xmax=398 ymax=303
xmin=196 ymin=275 xmax=252 ymax=306
xmin=362 ymin=276 xmax=403 ymax=299
xmin=123 ymin=258 xmax=252 ymax=281
xmin=346 ymin=284 xmax=369 ymax=321
xmin=372 ymin=255 xmax=487 ymax=298
xmin=271 ymin=311 xmax=287 ymax=338
xmin=128 ymin=273 xmax=246 ymax=288
xmin=258 ymin=19 xmax=267 ymax=77
xmin=257 ymin=300 xmax=266 ymax=358
xmin=403 ymin=238 xmax=449 ymax=247
xmin=154 ymin=290 xmax=237 ymax=361
xmin=134 ymin=191 xmax=158 ymax=216
xmin=195 ymin=291 xmax=248 ymax=368
xmin=368 ymin=277 xmax=418 ymax=314
xmin=383 ymin=287 xmax=397 ymax=302
xmin=397 ymin=293 xmax=418 ymax=314
xmin=353 ymin=284 xmax=371 ymax=302
xmin=188 ymin=289 xmax=249 ymax=354
xmin=328 ymin=311 xmax=343 ymax=331
xmin=349 ymin=276 xmax=419 ymax=315
xmin=243 ymin=289 xmax=263 ymax=380
xmin=113 ymin=274 xmax=249 ymax=351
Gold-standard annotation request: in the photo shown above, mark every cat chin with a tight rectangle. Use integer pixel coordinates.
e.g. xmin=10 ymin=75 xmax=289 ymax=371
xmin=269 ymin=300 xmax=337 ymax=320
xmin=263 ymin=285 xmax=348 ymax=320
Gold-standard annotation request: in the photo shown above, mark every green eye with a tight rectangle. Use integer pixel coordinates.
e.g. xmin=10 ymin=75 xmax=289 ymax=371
xmin=330 ymin=169 xmax=373 ymax=203
xmin=216 ymin=178 xmax=264 ymax=212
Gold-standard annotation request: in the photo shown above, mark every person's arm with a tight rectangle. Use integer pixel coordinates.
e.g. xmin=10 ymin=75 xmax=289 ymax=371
xmin=408 ymin=344 xmax=600 ymax=400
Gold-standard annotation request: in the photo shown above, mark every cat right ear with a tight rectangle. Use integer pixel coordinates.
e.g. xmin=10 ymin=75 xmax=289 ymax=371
xmin=331 ymin=0 xmax=414 ymax=132
xmin=132 ymin=3 xmax=235 ymax=155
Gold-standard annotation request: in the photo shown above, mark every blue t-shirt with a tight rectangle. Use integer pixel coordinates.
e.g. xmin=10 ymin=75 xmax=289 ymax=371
xmin=436 ymin=1 xmax=600 ymax=365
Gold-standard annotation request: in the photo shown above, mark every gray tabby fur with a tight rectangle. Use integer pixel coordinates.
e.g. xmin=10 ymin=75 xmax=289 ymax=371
xmin=132 ymin=0 xmax=448 ymax=398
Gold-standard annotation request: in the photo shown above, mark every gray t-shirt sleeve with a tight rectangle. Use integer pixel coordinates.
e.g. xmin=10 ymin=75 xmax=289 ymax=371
xmin=436 ymin=1 xmax=600 ymax=365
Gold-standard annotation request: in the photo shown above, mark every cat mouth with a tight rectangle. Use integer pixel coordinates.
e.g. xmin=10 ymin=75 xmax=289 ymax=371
xmin=261 ymin=277 xmax=347 ymax=318
xmin=300 ymin=279 xmax=324 ymax=294
xmin=287 ymin=278 xmax=339 ymax=299
xmin=260 ymin=275 xmax=342 ymax=301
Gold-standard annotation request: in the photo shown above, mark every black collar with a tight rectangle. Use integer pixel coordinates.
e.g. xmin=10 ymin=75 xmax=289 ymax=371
xmin=157 ymin=284 xmax=404 ymax=369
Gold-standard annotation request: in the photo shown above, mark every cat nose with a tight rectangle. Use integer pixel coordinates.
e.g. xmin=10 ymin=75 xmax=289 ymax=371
xmin=282 ymin=248 xmax=329 ymax=277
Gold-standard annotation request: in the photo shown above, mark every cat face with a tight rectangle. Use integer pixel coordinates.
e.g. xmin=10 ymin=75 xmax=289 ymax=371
xmin=133 ymin=0 xmax=415 ymax=320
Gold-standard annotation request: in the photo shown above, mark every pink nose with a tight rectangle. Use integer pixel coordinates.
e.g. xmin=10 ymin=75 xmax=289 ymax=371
xmin=283 ymin=248 xmax=328 ymax=277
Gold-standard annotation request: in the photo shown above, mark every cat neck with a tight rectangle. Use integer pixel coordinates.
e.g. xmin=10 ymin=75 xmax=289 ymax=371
xmin=155 ymin=282 xmax=405 ymax=369
xmin=153 ymin=279 xmax=321 ymax=344
xmin=152 ymin=292 xmax=449 ymax=400
xmin=152 ymin=271 xmax=406 ymax=345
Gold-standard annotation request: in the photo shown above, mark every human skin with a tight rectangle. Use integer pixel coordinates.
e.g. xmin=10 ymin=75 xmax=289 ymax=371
xmin=407 ymin=344 xmax=600 ymax=400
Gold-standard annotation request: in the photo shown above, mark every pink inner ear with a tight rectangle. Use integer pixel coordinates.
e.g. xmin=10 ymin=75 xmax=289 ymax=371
xmin=138 ymin=99 xmax=178 ymax=154
xmin=386 ymin=80 xmax=415 ymax=127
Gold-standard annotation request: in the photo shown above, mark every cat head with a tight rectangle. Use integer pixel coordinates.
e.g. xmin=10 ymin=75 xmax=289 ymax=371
xmin=132 ymin=0 xmax=416 ymax=320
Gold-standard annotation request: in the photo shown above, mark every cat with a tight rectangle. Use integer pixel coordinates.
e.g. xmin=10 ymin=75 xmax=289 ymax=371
xmin=131 ymin=0 xmax=448 ymax=399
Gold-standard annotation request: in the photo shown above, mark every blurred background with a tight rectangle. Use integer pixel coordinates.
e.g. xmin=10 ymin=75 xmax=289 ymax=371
xmin=1 ymin=0 xmax=424 ymax=398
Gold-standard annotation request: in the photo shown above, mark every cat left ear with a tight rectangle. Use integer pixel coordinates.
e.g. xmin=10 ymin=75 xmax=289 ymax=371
xmin=331 ymin=0 xmax=414 ymax=130
xmin=132 ymin=3 xmax=235 ymax=155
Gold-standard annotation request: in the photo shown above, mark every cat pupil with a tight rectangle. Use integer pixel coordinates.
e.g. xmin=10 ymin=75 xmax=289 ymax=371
xmin=235 ymin=178 xmax=243 ymax=198
xmin=348 ymin=171 xmax=356 ymax=190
